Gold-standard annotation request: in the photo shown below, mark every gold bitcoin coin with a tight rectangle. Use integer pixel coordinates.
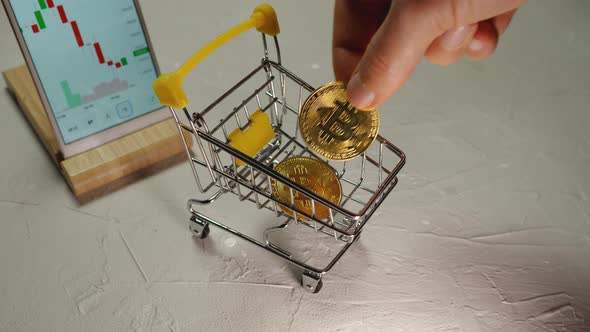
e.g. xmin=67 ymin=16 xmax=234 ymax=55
xmin=270 ymin=156 xmax=342 ymax=221
xmin=299 ymin=81 xmax=379 ymax=161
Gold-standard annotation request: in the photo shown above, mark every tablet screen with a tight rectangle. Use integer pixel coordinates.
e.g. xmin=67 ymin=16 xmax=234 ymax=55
xmin=8 ymin=0 xmax=162 ymax=144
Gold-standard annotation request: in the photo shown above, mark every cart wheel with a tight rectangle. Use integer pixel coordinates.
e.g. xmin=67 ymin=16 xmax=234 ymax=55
xmin=302 ymin=270 xmax=323 ymax=294
xmin=190 ymin=216 xmax=210 ymax=239
xmin=198 ymin=224 xmax=210 ymax=239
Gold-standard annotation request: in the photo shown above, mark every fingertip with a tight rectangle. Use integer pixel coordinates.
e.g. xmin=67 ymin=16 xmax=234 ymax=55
xmin=466 ymin=20 xmax=498 ymax=61
xmin=346 ymin=73 xmax=376 ymax=110
xmin=466 ymin=38 xmax=495 ymax=61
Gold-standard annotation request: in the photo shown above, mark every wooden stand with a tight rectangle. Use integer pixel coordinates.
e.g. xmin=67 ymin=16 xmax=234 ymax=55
xmin=2 ymin=65 xmax=192 ymax=203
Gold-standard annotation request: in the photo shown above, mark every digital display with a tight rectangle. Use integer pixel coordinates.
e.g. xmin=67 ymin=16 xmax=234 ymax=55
xmin=9 ymin=0 xmax=161 ymax=144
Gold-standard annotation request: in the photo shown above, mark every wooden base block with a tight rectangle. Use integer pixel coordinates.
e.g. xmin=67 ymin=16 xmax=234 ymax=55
xmin=3 ymin=65 xmax=192 ymax=203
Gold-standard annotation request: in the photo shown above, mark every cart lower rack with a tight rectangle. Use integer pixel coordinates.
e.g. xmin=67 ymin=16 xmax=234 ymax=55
xmin=153 ymin=4 xmax=405 ymax=293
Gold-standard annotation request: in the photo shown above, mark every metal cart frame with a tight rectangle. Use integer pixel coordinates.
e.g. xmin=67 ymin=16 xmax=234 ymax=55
xmin=155 ymin=5 xmax=406 ymax=293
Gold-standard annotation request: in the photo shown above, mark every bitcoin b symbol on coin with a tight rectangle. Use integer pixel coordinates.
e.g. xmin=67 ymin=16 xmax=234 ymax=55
xmin=294 ymin=164 xmax=307 ymax=175
xmin=317 ymin=100 xmax=360 ymax=145
xmin=286 ymin=164 xmax=312 ymax=207
xmin=291 ymin=164 xmax=310 ymax=188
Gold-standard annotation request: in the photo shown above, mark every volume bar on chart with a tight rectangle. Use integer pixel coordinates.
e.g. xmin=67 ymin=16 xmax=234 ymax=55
xmin=61 ymin=79 xmax=129 ymax=109
xmin=61 ymin=80 xmax=83 ymax=109
xmin=83 ymin=79 xmax=129 ymax=103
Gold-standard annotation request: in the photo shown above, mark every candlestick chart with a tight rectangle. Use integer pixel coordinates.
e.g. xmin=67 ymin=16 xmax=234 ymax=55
xmin=10 ymin=0 xmax=161 ymax=143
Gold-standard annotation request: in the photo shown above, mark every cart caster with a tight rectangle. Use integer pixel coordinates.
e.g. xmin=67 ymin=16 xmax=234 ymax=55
xmin=302 ymin=270 xmax=323 ymax=294
xmin=190 ymin=216 xmax=210 ymax=239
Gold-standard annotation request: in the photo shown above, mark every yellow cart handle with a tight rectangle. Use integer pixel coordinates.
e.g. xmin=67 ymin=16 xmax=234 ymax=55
xmin=153 ymin=4 xmax=280 ymax=109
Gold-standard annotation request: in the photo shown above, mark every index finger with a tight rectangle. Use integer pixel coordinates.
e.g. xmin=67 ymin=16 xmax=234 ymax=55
xmin=332 ymin=0 xmax=391 ymax=82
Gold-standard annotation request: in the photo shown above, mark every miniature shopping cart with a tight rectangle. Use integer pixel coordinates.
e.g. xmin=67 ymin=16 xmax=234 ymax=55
xmin=153 ymin=4 xmax=405 ymax=293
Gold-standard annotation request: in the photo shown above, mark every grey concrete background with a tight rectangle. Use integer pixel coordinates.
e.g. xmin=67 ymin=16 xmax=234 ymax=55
xmin=1 ymin=1 xmax=589 ymax=331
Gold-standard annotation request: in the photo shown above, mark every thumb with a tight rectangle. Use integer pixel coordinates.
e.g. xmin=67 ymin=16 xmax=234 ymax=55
xmin=346 ymin=0 xmax=527 ymax=110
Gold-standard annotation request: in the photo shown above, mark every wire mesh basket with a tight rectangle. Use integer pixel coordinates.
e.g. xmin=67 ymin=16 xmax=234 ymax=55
xmin=153 ymin=4 xmax=405 ymax=293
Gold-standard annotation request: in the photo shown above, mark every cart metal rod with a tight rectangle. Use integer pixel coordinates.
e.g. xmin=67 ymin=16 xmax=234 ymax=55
xmin=233 ymin=190 xmax=357 ymax=237
xmin=233 ymin=75 xmax=276 ymax=118
xmin=341 ymin=177 xmax=376 ymax=195
xmin=273 ymin=36 xmax=282 ymax=65
xmin=199 ymin=62 xmax=268 ymax=118
xmin=275 ymin=127 xmax=324 ymax=160
xmin=341 ymin=192 xmax=368 ymax=206
xmin=189 ymin=127 xmax=403 ymax=232
xmin=192 ymin=211 xmax=358 ymax=274
xmin=209 ymin=171 xmax=359 ymax=236
xmin=208 ymin=92 xmax=277 ymax=138
xmin=267 ymin=61 xmax=314 ymax=92
xmin=193 ymin=144 xmax=397 ymax=237
xmin=189 ymin=112 xmax=221 ymax=186
xmin=353 ymin=176 xmax=400 ymax=231
xmin=170 ymin=108 xmax=204 ymax=192
xmin=264 ymin=131 xmax=297 ymax=162
xmin=265 ymin=91 xmax=299 ymax=116
xmin=195 ymin=130 xmax=360 ymax=219
xmin=238 ymin=171 xmax=269 ymax=203
xmin=227 ymin=168 xmax=355 ymax=232
xmin=179 ymin=123 xmax=195 ymax=134
xmin=261 ymin=34 xmax=282 ymax=65
xmin=340 ymin=180 xmax=363 ymax=207
xmin=194 ymin=159 xmax=359 ymax=236
xmin=263 ymin=218 xmax=290 ymax=245
xmin=267 ymin=75 xmax=280 ymax=127
xmin=354 ymin=138 xmax=405 ymax=216
xmin=298 ymin=221 xmax=354 ymax=243
xmin=366 ymin=152 xmax=393 ymax=176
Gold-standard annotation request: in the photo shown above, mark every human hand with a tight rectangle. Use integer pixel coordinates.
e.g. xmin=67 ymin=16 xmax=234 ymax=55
xmin=332 ymin=0 xmax=527 ymax=109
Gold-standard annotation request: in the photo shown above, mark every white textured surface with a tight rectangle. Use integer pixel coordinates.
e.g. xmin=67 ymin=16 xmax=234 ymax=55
xmin=1 ymin=1 xmax=590 ymax=331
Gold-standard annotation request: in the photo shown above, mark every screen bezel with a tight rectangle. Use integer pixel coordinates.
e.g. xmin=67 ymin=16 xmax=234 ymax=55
xmin=1 ymin=0 xmax=171 ymax=159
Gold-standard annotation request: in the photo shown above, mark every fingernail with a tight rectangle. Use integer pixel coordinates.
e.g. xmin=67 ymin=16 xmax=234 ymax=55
xmin=469 ymin=39 xmax=483 ymax=52
xmin=347 ymin=73 xmax=375 ymax=109
xmin=440 ymin=26 xmax=471 ymax=50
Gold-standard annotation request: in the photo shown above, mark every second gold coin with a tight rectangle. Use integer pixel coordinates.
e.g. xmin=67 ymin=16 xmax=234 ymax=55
xmin=270 ymin=156 xmax=342 ymax=221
